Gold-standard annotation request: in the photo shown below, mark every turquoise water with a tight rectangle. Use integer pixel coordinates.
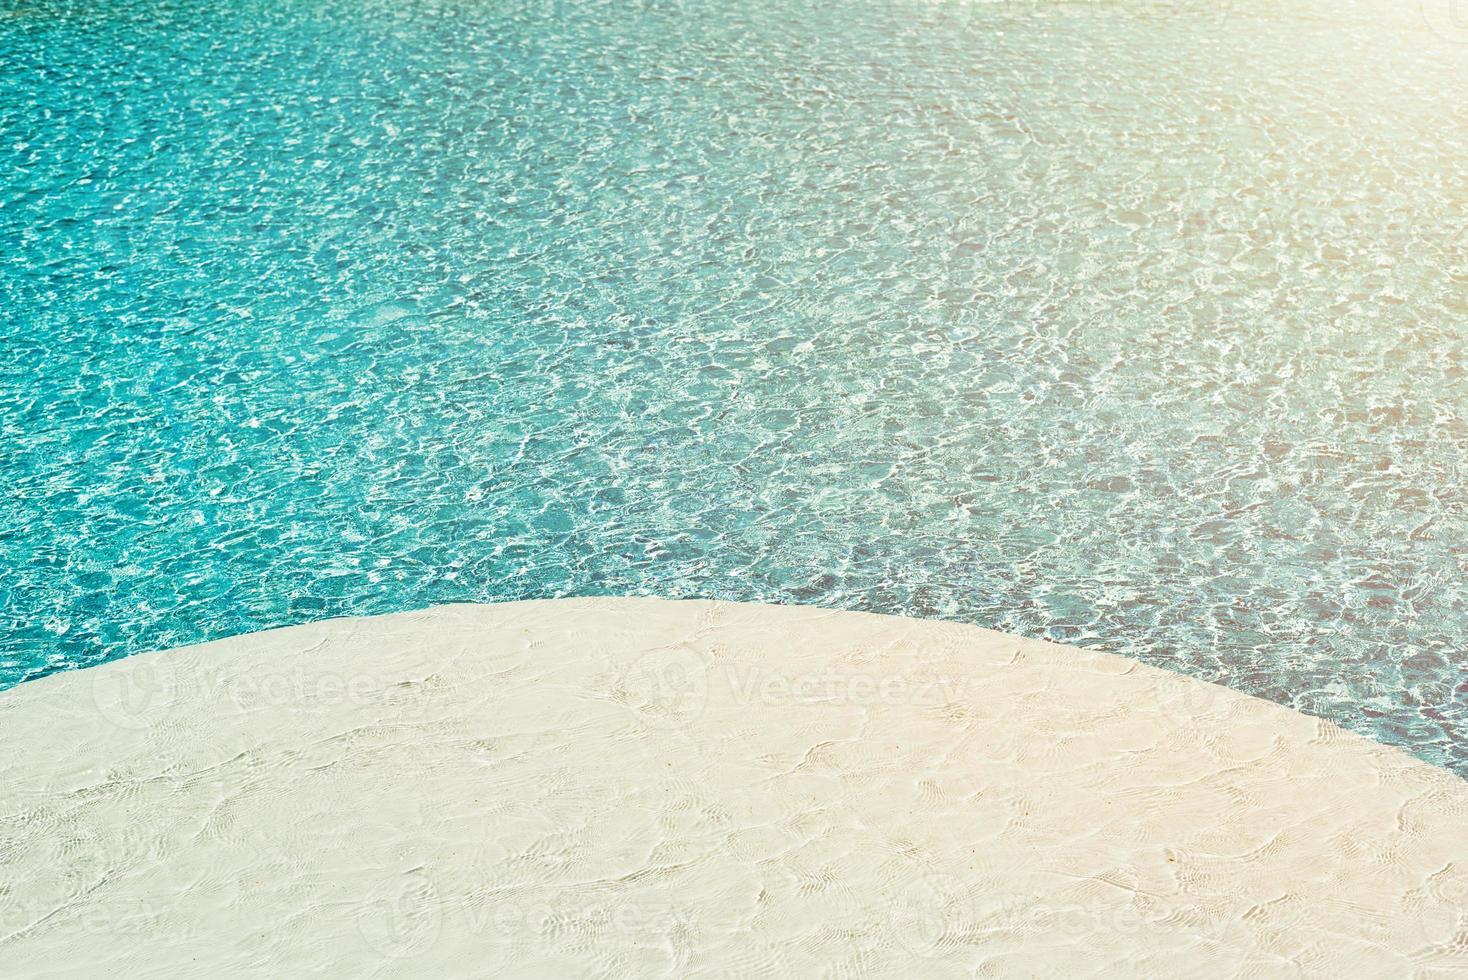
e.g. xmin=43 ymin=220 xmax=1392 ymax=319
xmin=3 ymin=0 xmax=1466 ymax=772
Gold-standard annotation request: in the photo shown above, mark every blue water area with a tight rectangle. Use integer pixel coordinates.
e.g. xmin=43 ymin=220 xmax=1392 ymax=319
xmin=2 ymin=0 xmax=1466 ymax=772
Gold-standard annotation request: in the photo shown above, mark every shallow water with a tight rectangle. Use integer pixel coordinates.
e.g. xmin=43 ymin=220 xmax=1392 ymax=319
xmin=3 ymin=0 xmax=1466 ymax=773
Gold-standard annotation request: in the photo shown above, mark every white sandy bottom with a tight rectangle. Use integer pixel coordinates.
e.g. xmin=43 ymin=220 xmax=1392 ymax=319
xmin=1 ymin=598 xmax=1465 ymax=978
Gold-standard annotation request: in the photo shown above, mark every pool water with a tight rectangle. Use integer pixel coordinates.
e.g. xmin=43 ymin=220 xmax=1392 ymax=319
xmin=3 ymin=0 xmax=1466 ymax=773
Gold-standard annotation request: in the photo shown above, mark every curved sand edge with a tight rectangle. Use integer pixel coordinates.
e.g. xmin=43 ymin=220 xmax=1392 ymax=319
xmin=1 ymin=597 xmax=1465 ymax=978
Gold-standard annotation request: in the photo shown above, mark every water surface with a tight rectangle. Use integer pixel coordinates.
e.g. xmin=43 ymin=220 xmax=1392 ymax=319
xmin=3 ymin=0 xmax=1466 ymax=772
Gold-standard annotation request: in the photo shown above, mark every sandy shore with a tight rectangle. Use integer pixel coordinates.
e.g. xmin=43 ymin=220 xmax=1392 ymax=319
xmin=2 ymin=598 xmax=1464 ymax=977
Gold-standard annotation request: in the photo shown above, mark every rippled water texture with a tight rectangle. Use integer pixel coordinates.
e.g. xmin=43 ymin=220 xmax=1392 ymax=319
xmin=3 ymin=0 xmax=1466 ymax=771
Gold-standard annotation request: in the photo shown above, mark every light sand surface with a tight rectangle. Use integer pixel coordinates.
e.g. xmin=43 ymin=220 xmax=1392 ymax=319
xmin=2 ymin=598 xmax=1465 ymax=978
